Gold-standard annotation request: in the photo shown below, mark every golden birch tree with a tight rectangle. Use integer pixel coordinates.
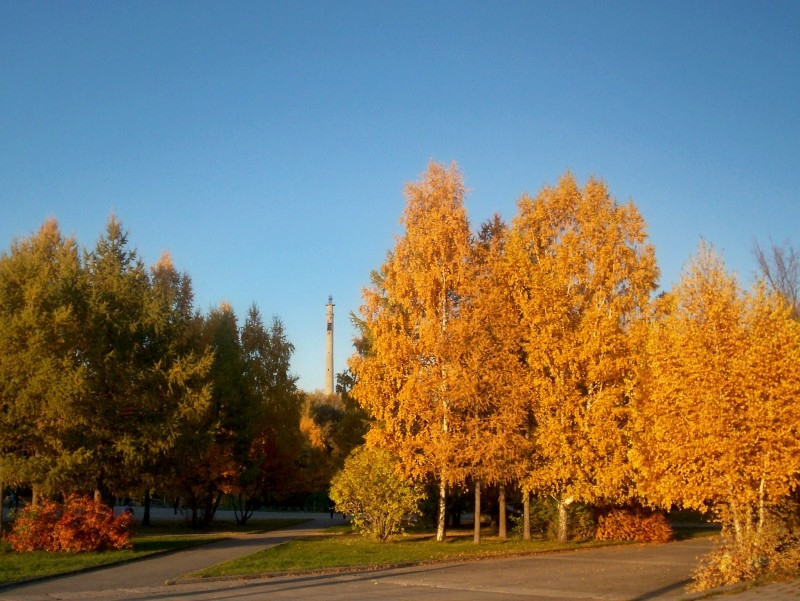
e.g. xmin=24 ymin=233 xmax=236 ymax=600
xmin=632 ymin=242 xmax=800 ymax=583
xmin=449 ymin=215 xmax=532 ymax=543
xmin=633 ymin=243 xmax=747 ymax=511
xmin=350 ymin=161 xmax=472 ymax=541
xmin=507 ymin=173 xmax=658 ymax=542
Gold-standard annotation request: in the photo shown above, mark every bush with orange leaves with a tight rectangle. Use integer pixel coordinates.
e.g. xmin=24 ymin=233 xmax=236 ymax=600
xmin=7 ymin=495 xmax=133 ymax=552
xmin=595 ymin=507 xmax=674 ymax=543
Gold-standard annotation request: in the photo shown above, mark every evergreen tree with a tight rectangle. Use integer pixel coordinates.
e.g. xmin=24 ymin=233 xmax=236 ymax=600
xmin=138 ymin=252 xmax=213 ymax=523
xmin=0 ymin=220 xmax=84 ymax=501
xmin=237 ymin=307 xmax=303 ymax=518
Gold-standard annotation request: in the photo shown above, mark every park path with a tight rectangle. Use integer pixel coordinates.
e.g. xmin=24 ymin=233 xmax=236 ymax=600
xmin=0 ymin=511 xmax=334 ymax=600
xmin=1 ymin=512 xmax=799 ymax=601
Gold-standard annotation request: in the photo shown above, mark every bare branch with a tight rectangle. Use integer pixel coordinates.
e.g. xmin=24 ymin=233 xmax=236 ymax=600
xmin=753 ymin=238 xmax=799 ymax=318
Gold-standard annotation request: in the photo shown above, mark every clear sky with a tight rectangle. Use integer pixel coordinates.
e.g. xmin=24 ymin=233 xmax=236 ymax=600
xmin=2 ymin=1 xmax=798 ymax=392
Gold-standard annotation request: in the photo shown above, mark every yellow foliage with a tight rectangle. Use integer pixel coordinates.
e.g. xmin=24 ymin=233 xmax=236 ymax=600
xmin=595 ymin=507 xmax=673 ymax=543
xmin=300 ymin=415 xmax=326 ymax=450
xmin=506 ymin=173 xmax=658 ymax=509
xmin=448 ymin=214 xmax=533 ymax=485
xmin=350 ymin=161 xmax=472 ymax=487
xmin=632 ymin=241 xmax=800 ymax=531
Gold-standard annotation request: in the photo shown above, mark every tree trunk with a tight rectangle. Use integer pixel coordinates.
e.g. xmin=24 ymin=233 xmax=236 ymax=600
xmin=202 ymin=492 xmax=214 ymax=526
xmin=498 ymin=484 xmax=507 ymax=539
xmin=523 ymin=490 xmax=531 ymax=541
xmin=744 ymin=506 xmax=754 ymax=544
xmin=199 ymin=490 xmax=222 ymax=527
xmin=757 ymin=458 xmax=768 ymax=535
xmin=189 ymin=500 xmax=201 ymax=528
xmin=142 ymin=489 xmax=152 ymax=526
xmin=233 ymin=492 xmax=255 ymax=525
xmin=557 ymin=497 xmax=571 ymax=544
xmin=210 ymin=491 xmax=222 ymax=523
xmin=32 ymin=485 xmax=40 ymax=508
xmin=187 ymin=493 xmax=201 ymax=528
xmin=436 ymin=480 xmax=447 ymax=542
xmin=94 ymin=476 xmax=114 ymax=507
xmin=473 ymin=480 xmax=481 ymax=544
xmin=0 ymin=480 xmax=4 ymax=541
xmin=730 ymin=500 xmax=744 ymax=549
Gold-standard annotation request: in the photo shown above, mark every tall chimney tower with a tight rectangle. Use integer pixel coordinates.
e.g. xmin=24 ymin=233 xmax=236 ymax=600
xmin=325 ymin=296 xmax=334 ymax=395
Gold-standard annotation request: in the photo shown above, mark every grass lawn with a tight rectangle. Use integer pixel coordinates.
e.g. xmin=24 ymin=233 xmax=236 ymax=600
xmin=0 ymin=517 xmax=719 ymax=586
xmin=191 ymin=527 xmax=614 ymax=579
xmin=0 ymin=518 xmax=306 ymax=586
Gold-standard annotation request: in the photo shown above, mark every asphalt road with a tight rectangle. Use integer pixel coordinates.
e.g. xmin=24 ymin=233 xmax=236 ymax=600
xmin=2 ymin=512 xmax=799 ymax=601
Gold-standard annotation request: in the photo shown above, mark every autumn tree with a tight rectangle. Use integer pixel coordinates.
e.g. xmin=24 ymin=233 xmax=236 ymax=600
xmin=298 ymin=393 xmax=345 ymax=492
xmin=506 ymin=173 xmax=658 ymax=543
xmin=335 ymin=369 xmax=370 ymax=456
xmin=632 ymin=242 xmax=800 ymax=587
xmin=0 ymin=218 xmax=213 ymax=513
xmin=139 ymin=252 xmax=213 ymax=524
xmin=290 ymin=373 xmax=369 ymax=509
xmin=0 ymin=217 xmax=299 ymax=524
xmin=238 ymin=308 xmax=304 ymax=518
xmin=350 ymin=161 xmax=472 ymax=541
xmin=166 ymin=302 xmax=302 ymax=526
xmin=173 ymin=303 xmax=253 ymax=526
xmin=66 ymin=217 xmax=161 ymax=504
xmin=0 ymin=220 xmax=84 ymax=503
xmin=66 ymin=217 xmax=214 ymax=508
xmin=449 ymin=215 xmax=532 ymax=543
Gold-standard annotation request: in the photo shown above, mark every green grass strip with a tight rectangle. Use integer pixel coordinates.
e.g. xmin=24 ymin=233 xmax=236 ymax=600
xmin=0 ymin=518 xmax=306 ymax=586
xmin=192 ymin=530 xmax=611 ymax=578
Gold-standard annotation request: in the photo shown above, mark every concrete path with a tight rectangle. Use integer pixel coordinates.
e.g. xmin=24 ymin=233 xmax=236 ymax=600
xmin=1 ymin=513 xmax=799 ymax=601
xmin=0 ymin=511 xmax=334 ymax=600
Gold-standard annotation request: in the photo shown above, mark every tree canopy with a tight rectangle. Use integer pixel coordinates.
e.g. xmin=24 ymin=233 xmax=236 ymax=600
xmin=506 ymin=173 xmax=659 ymax=541
xmin=0 ymin=220 xmax=83 ymax=495
xmin=0 ymin=217 xmax=307 ymax=524
xmin=633 ymin=242 xmax=800 ymax=523
xmin=350 ymin=161 xmax=472 ymax=541
xmin=5 ymin=163 xmax=798 ymax=593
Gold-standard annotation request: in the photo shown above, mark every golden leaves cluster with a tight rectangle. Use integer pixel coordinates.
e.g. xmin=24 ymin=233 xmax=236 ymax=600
xmin=505 ymin=173 xmax=658 ymax=506
xmin=351 ymin=161 xmax=800 ymax=535
xmin=351 ymin=165 xmax=659 ymax=508
xmin=633 ymin=241 xmax=800 ymax=515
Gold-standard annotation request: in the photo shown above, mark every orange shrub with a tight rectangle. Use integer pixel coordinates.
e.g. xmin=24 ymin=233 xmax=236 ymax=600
xmin=595 ymin=507 xmax=673 ymax=543
xmin=8 ymin=495 xmax=133 ymax=552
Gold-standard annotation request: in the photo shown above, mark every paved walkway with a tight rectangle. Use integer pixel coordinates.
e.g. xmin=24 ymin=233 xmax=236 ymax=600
xmin=0 ymin=512 xmax=798 ymax=601
xmin=0 ymin=511 xmax=334 ymax=600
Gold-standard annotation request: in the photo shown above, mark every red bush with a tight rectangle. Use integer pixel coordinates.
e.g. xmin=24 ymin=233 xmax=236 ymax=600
xmin=595 ymin=507 xmax=673 ymax=543
xmin=7 ymin=495 xmax=133 ymax=552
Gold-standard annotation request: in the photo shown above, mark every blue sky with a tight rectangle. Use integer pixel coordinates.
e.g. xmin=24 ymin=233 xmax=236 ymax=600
xmin=2 ymin=1 xmax=798 ymax=392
